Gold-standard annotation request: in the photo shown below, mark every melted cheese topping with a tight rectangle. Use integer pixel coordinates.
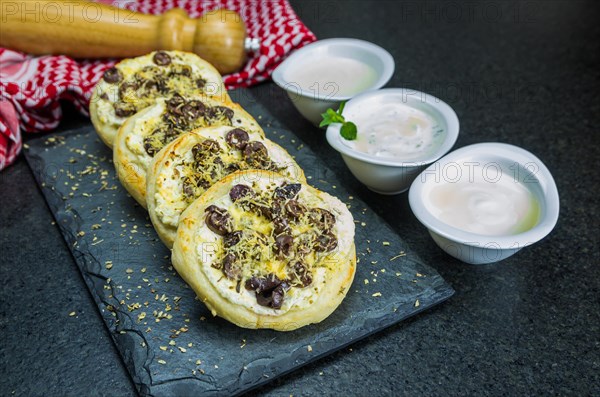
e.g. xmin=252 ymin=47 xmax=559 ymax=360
xmin=154 ymin=150 xmax=193 ymax=227
xmin=194 ymin=177 xmax=354 ymax=316
xmin=125 ymin=103 xmax=166 ymax=170
xmin=124 ymin=98 xmax=261 ymax=182
xmin=154 ymin=127 xmax=298 ymax=228
xmin=94 ymin=51 xmax=226 ymax=129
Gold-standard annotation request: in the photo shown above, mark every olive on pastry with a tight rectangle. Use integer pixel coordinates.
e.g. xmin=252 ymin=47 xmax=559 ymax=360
xmin=146 ymin=126 xmax=304 ymax=248
xmin=172 ymin=170 xmax=356 ymax=331
xmin=90 ymin=50 xmax=230 ymax=149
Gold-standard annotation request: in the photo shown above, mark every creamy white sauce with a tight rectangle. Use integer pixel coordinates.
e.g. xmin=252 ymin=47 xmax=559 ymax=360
xmin=343 ymin=102 xmax=445 ymax=160
xmin=285 ymin=57 xmax=377 ymax=97
xmin=424 ymin=165 xmax=540 ymax=236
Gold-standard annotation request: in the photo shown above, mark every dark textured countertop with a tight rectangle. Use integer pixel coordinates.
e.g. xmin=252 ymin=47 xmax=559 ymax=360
xmin=1 ymin=0 xmax=599 ymax=396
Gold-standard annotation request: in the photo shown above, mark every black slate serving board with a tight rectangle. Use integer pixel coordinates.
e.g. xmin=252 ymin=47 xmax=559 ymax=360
xmin=23 ymin=90 xmax=454 ymax=396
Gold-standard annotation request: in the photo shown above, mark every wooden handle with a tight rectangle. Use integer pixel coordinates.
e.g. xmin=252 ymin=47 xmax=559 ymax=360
xmin=0 ymin=0 xmax=248 ymax=74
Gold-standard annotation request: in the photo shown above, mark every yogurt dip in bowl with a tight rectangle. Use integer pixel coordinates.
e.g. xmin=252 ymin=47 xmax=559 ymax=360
xmin=408 ymin=143 xmax=560 ymax=264
xmin=272 ymin=38 xmax=394 ymax=125
xmin=326 ymin=88 xmax=459 ymax=194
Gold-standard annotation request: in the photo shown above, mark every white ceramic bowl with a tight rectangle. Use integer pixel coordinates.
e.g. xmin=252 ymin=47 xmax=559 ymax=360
xmin=326 ymin=88 xmax=460 ymax=194
xmin=272 ymin=38 xmax=394 ymax=125
xmin=409 ymin=143 xmax=560 ymax=265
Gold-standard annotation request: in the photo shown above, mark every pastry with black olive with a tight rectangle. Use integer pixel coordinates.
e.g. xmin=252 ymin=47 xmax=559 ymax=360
xmin=90 ymin=51 xmax=229 ymax=148
xmin=114 ymin=94 xmax=263 ymax=207
xmin=147 ymin=126 xmax=305 ymax=248
xmin=171 ymin=170 xmax=356 ymax=331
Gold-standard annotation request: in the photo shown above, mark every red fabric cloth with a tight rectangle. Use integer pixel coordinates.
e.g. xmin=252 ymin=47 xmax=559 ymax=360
xmin=0 ymin=0 xmax=316 ymax=170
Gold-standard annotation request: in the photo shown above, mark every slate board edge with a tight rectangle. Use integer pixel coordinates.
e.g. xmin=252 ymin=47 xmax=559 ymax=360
xmin=23 ymin=126 xmax=455 ymax=396
xmin=228 ymin=286 xmax=454 ymax=397
xmin=24 ymin=149 xmax=154 ymax=395
xmin=145 ymin=275 xmax=454 ymax=397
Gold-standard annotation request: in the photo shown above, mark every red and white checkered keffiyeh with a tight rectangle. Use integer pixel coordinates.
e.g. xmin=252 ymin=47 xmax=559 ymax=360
xmin=0 ymin=0 xmax=316 ymax=170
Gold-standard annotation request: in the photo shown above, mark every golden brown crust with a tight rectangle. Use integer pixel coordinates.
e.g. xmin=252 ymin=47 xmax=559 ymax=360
xmin=171 ymin=170 xmax=356 ymax=331
xmin=113 ymin=106 xmax=155 ymax=207
xmin=114 ymin=99 xmax=263 ymax=208
xmin=90 ymin=89 xmax=118 ymax=148
xmin=147 ymin=126 xmax=306 ymax=248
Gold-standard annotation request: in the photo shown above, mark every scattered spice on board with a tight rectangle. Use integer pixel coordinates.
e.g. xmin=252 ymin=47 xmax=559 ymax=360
xmin=28 ymin=129 xmax=448 ymax=384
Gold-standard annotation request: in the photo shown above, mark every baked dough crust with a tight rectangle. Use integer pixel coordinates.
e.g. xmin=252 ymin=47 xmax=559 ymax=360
xmin=90 ymin=51 xmax=229 ymax=148
xmin=147 ymin=126 xmax=306 ymax=248
xmin=113 ymin=98 xmax=263 ymax=208
xmin=172 ymin=170 xmax=356 ymax=331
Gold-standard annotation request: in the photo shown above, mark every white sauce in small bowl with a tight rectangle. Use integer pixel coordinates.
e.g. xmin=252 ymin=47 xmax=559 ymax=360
xmin=284 ymin=57 xmax=378 ymax=97
xmin=343 ymin=102 xmax=446 ymax=161
xmin=409 ymin=142 xmax=558 ymax=264
xmin=424 ymin=165 xmax=541 ymax=236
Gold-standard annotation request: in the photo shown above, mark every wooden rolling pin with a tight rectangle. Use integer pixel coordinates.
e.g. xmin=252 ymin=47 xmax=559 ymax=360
xmin=0 ymin=0 xmax=256 ymax=74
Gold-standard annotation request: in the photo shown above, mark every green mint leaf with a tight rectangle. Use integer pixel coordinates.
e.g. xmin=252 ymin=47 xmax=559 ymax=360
xmin=332 ymin=114 xmax=346 ymax=123
xmin=328 ymin=108 xmax=345 ymax=123
xmin=319 ymin=109 xmax=335 ymax=127
xmin=320 ymin=103 xmax=358 ymax=140
xmin=319 ymin=112 xmax=333 ymax=128
xmin=326 ymin=108 xmax=338 ymax=117
xmin=340 ymin=121 xmax=357 ymax=140
xmin=320 ymin=107 xmax=346 ymax=127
